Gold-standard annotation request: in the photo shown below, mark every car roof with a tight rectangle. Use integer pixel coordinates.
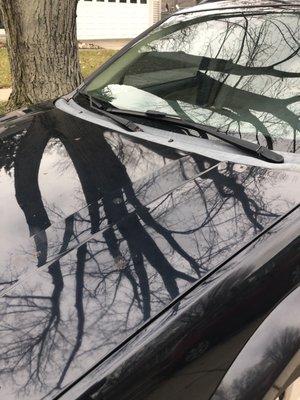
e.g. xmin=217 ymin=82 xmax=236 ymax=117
xmin=175 ymin=0 xmax=300 ymax=15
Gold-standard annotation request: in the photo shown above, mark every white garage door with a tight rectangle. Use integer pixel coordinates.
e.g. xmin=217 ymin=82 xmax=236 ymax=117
xmin=77 ymin=0 xmax=154 ymax=40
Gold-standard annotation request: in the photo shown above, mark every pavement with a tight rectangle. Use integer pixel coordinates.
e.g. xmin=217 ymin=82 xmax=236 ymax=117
xmin=285 ymin=378 xmax=300 ymax=400
xmin=78 ymin=38 xmax=130 ymax=50
xmin=0 ymin=88 xmax=11 ymax=102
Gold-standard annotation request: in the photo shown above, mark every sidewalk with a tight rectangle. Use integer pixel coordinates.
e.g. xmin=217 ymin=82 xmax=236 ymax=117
xmin=0 ymin=88 xmax=11 ymax=102
xmin=78 ymin=38 xmax=129 ymax=50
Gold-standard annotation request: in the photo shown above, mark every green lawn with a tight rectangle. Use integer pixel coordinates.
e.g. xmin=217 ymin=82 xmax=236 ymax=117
xmin=0 ymin=101 xmax=6 ymax=114
xmin=79 ymin=48 xmax=116 ymax=78
xmin=0 ymin=48 xmax=116 ymax=89
xmin=0 ymin=48 xmax=11 ymax=88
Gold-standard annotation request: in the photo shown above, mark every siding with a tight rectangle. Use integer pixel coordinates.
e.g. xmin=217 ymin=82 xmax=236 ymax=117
xmin=77 ymin=0 xmax=156 ymax=40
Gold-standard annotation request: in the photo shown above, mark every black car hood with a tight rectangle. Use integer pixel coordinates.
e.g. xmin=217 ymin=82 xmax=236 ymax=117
xmin=0 ymin=106 xmax=299 ymax=399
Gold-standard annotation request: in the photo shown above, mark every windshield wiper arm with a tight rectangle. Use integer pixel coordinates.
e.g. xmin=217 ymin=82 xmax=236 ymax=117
xmin=106 ymin=108 xmax=284 ymax=164
xmin=75 ymin=92 xmax=143 ymax=133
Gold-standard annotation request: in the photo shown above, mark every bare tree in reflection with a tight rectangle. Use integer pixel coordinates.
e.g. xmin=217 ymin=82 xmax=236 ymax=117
xmin=0 ymin=109 xmax=292 ymax=397
xmin=14 ymin=119 xmax=51 ymax=235
xmin=57 ymin=116 xmax=199 ymax=307
xmin=0 ymin=11 xmax=299 ymax=398
xmin=215 ymin=327 xmax=300 ymax=400
xmin=127 ymin=13 xmax=300 ymax=151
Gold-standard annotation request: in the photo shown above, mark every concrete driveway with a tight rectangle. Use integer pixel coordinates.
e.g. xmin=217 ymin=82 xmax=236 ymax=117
xmin=0 ymin=88 xmax=11 ymax=102
xmin=285 ymin=378 xmax=300 ymax=399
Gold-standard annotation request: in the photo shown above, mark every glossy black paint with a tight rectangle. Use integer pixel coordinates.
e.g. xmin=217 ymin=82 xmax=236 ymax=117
xmin=213 ymin=283 xmax=300 ymax=400
xmin=60 ymin=206 xmax=300 ymax=400
xmin=0 ymin=103 xmax=299 ymax=400
xmin=0 ymin=2 xmax=299 ymax=399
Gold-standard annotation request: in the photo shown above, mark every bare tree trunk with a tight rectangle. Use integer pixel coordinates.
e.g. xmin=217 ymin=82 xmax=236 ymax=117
xmin=0 ymin=0 xmax=82 ymax=107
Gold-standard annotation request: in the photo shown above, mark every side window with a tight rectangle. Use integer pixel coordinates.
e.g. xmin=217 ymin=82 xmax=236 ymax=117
xmin=138 ymin=289 xmax=300 ymax=400
xmin=213 ymin=287 xmax=300 ymax=400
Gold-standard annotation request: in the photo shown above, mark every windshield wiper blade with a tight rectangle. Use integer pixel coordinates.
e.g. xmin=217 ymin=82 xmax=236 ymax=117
xmin=106 ymin=108 xmax=284 ymax=164
xmin=75 ymin=92 xmax=143 ymax=133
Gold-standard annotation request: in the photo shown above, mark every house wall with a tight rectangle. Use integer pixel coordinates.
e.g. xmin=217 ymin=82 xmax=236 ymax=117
xmin=161 ymin=0 xmax=196 ymax=13
xmin=77 ymin=0 xmax=160 ymax=40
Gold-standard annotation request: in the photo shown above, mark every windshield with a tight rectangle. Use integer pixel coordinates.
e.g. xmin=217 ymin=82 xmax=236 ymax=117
xmin=84 ymin=10 xmax=300 ymax=153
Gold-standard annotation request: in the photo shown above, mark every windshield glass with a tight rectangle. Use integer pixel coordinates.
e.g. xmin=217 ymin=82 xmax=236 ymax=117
xmin=84 ymin=10 xmax=300 ymax=153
